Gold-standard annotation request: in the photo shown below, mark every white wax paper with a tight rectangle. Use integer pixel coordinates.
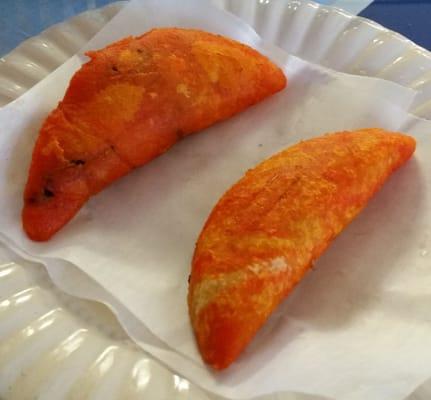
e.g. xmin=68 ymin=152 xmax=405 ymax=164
xmin=0 ymin=1 xmax=431 ymax=399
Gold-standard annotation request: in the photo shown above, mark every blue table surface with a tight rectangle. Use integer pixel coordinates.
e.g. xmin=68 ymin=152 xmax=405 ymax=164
xmin=360 ymin=0 xmax=431 ymax=52
xmin=0 ymin=0 xmax=430 ymax=58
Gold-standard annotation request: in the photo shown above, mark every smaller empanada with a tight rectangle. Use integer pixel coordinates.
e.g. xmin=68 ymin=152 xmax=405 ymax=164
xmin=188 ymin=128 xmax=416 ymax=370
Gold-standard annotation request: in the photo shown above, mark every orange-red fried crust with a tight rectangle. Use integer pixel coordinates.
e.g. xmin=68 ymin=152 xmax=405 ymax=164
xmin=188 ymin=129 xmax=416 ymax=370
xmin=22 ymin=28 xmax=286 ymax=241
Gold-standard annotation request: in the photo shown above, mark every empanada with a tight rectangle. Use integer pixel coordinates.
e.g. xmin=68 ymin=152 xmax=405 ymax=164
xmin=188 ymin=129 xmax=415 ymax=370
xmin=23 ymin=28 xmax=286 ymax=240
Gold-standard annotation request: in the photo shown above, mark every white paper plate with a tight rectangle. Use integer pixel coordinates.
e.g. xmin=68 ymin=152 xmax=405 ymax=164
xmin=0 ymin=1 xmax=430 ymax=399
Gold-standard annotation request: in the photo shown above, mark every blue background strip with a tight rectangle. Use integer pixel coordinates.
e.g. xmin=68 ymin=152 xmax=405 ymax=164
xmin=359 ymin=0 xmax=431 ymax=51
xmin=0 ymin=1 xmax=429 ymax=57
xmin=0 ymin=0 xmax=114 ymax=56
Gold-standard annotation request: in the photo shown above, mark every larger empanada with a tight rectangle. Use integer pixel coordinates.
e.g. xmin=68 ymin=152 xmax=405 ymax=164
xmin=23 ymin=28 xmax=286 ymax=240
